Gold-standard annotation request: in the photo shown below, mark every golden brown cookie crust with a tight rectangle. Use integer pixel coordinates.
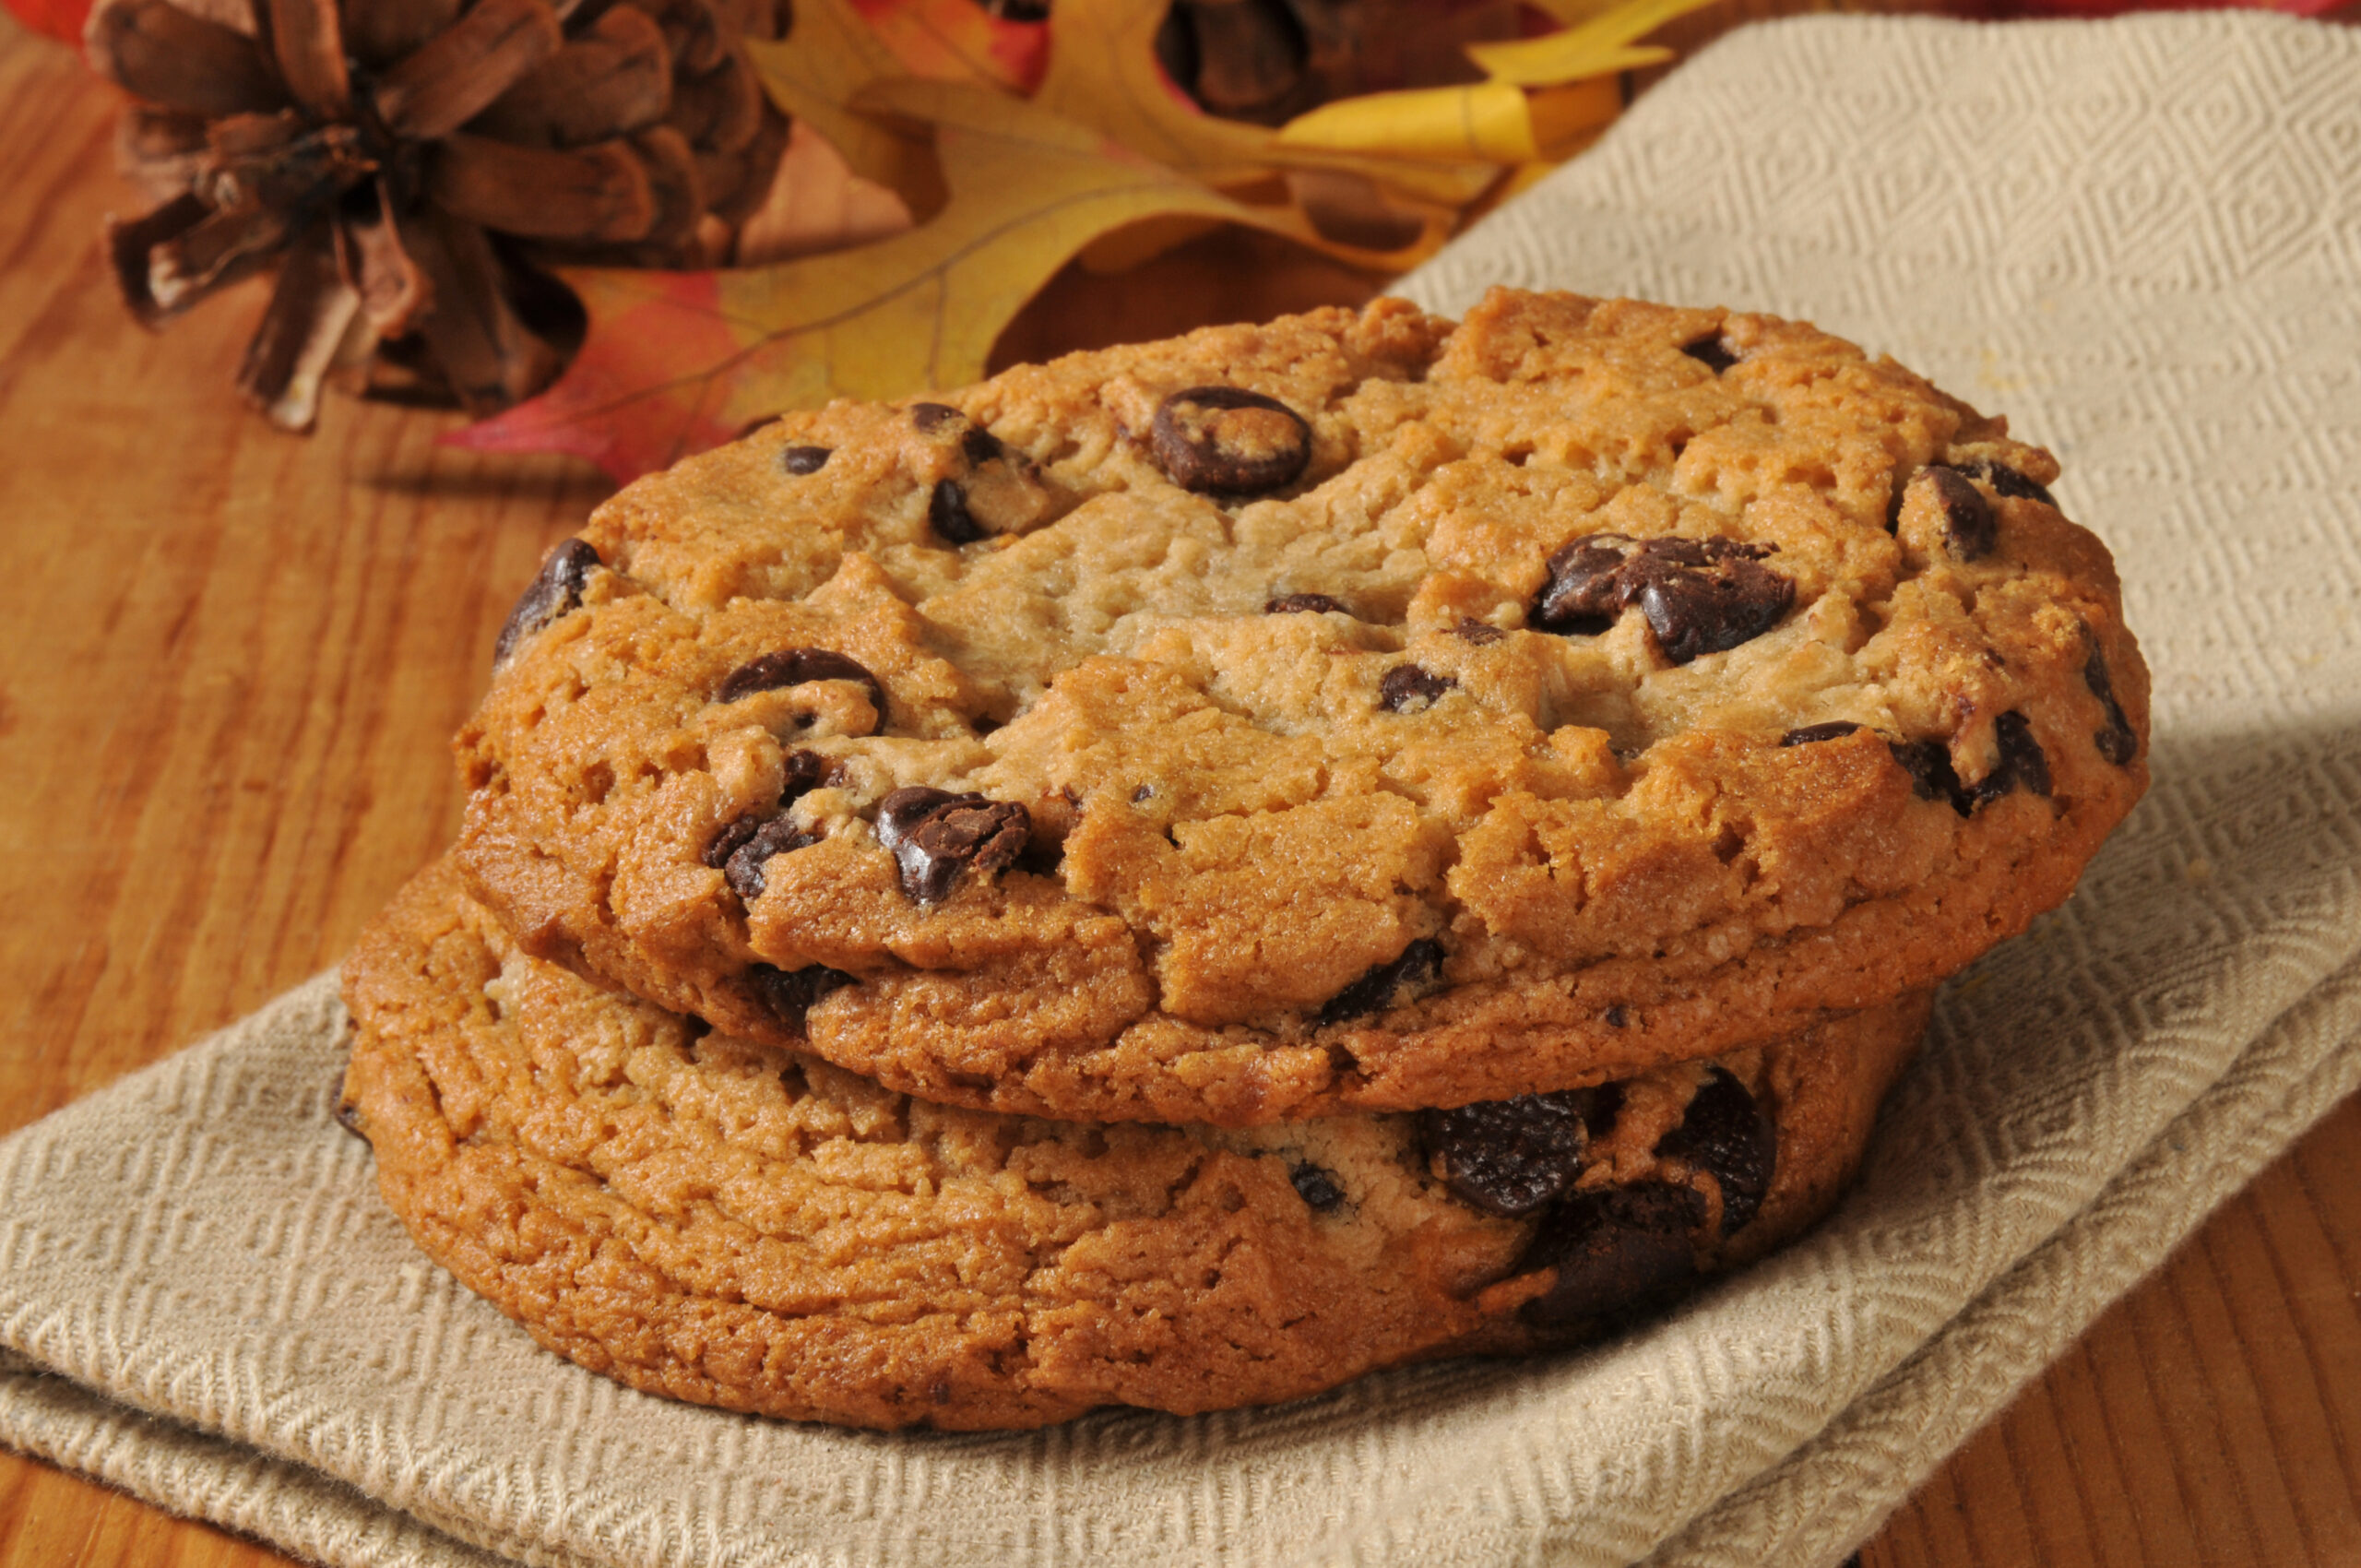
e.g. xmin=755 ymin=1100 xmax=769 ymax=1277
xmin=457 ymin=289 xmax=2145 ymax=1124
xmin=342 ymin=861 xmax=1929 ymax=1430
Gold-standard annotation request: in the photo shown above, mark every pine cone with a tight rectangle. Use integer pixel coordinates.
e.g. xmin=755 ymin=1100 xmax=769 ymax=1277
xmin=91 ymin=0 xmax=790 ymax=429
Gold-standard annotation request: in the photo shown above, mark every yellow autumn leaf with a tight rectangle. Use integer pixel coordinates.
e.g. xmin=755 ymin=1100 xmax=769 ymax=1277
xmin=1465 ymin=0 xmax=1720 ymax=86
xmin=1278 ymin=80 xmax=1536 ymax=162
xmin=1034 ymin=0 xmax=1499 ymax=209
xmin=452 ymin=80 xmax=1282 ymax=479
xmin=1276 ymin=77 xmax=1621 ymax=165
xmin=862 ymin=75 xmax=1455 ymax=274
xmin=743 ymin=0 xmax=938 ymax=207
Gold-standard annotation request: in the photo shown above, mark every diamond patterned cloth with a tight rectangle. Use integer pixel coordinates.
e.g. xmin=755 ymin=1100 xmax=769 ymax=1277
xmin=6 ymin=13 xmax=2361 ymax=1566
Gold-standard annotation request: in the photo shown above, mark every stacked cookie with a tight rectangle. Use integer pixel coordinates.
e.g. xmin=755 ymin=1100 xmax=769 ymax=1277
xmin=339 ymin=289 xmax=2150 ymax=1430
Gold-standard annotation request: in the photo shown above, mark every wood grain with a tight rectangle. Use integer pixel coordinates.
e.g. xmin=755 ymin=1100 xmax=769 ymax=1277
xmin=0 ymin=17 xmax=2355 ymax=1567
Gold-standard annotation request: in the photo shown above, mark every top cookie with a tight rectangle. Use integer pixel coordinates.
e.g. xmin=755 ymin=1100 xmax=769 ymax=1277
xmin=457 ymin=288 xmax=2148 ymax=1125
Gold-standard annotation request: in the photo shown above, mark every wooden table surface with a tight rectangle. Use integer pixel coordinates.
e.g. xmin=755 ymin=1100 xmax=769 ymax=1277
xmin=4 ymin=15 xmax=2358 ymax=1566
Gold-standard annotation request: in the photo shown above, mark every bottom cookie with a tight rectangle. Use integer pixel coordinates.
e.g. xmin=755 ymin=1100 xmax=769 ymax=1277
xmin=340 ymin=861 xmax=1929 ymax=1431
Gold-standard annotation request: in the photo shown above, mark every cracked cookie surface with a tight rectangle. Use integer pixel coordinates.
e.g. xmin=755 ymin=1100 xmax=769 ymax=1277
xmin=340 ymin=861 xmax=1928 ymax=1430
xmin=457 ymin=288 xmax=2145 ymax=1123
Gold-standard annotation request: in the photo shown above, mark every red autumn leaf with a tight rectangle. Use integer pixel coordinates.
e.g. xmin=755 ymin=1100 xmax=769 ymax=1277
xmin=6 ymin=0 xmax=92 ymax=43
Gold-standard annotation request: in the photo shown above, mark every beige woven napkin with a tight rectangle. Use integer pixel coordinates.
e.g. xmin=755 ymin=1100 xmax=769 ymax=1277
xmin=7 ymin=13 xmax=2361 ymax=1565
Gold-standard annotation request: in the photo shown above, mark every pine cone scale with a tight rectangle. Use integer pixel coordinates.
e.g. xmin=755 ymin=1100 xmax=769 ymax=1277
xmin=262 ymin=0 xmax=350 ymax=118
xmin=469 ymin=6 xmax=673 ymax=149
xmin=369 ymin=0 xmax=564 ymax=144
xmin=89 ymin=0 xmax=287 ymax=118
xmin=428 ymin=134 xmax=657 ymax=244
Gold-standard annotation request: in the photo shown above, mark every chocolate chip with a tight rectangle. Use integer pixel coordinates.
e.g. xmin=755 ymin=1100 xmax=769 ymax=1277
xmin=1890 ymin=738 xmax=1970 ymax=816
xmin=960 ymin=426 xmax=1003 ymax=466
xmin=1781 ymin=720 xmax=1864 ymax=746
xmin=715 ymin=650 xmax=888 ymax=731
xmin=1603 ymin=1005 xmax=1630 ymax=1029
xmin=1264 ymin=592 xmax=1348 ymax=615
xmin=1289 ymin=1162 xmax=1345 ymax=1212
xmin=1533 ymin=534 xmax=1793 ymax=663
xmin=1519 ymin=1182 xmax=1705 ymax=1325
xmin=780 ymin=445 xmax=831 ymax=475
xmin=333 ymin=1096 xmax=367 ymax=1142
xmin=929 ymin=478 xmax=985 ymax=544
xmin=1962 ymin=458 xmax=2056 ymax=508
xmin=1964 ymin=710 xmax=2050 ymax=809
xmin=909 ymin=401 xmax=963 ymax=434
xmin=2085 ymin=644 xmax=2138 ymax=766
xmin=1655 ymin=1068 xmax=1774 ymax=1235
xmin=1317 ymin=937 xmax=1444 ymax=1025
xmin=1631 ymin=540 xmax=1794 ymax=663
xmin=1679 ymin=334 xmax=1737 ymax=373
xmin=493 ymin=538 xmax=599 ymax=667
xmin=1420 ymin=1090 xmax=1591 ymax=1218
xmin=1583 ymin=1079 xmax=1625 ymax=1137
xmin=748 ymin=962 xmax=855 ymax=1034
xmin=704 ymin=814 xmax=764 ymax=870
xmin=1150 ymin=386 xmax=1311 ymax=494
xmin=720 ymin=815 xmax=821 ymax=901
xmin=1914 ymin=466 xmax=1997 ymax=561
xmin=1377 ymin=663 xmax=1454 ymax=712
xmin=1532 ymin=533 xmax=1639 ymax=635
xmin=1452 ymin=617 xmax=1507 ymax=645
xmin=874 ymin=786 xmax=1030 ymax=905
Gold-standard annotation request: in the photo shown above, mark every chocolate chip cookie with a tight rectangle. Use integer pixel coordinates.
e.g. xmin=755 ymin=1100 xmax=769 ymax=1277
xmin=456 ymin=288 xmax=2146 ymax=1123
xmin=339 ymin=861 xmax=1929 ymax=1430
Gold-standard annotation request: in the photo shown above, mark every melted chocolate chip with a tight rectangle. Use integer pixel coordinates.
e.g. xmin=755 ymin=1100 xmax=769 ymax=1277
xmin=704 ymin=751 xmax=836 ymax=875
xmin=2085 ymin=644 xmax=2138 ymax=766
xmin=748 ymin=962 xmax=856 ymax=1034
xmin=929 ymin=478 xmax=985 ymax=544
xmin=1289 ymin=1162 xmax=1345 ymax=1212
xmin=1420 ymin=1090 xmax=1591 ymax=1218
xmin=1377 ymin=663 xmax=1455 ymax=712
xmin=1679 ymin=334 xmax=1738 ymax=373
xmin=780 ymin=445 xmax=831 ymax=475
xmin=1533 ymin=534 xmax=1793 ymax=663
xmin=715 ymin=650 xmax=888 ymax=731
xmin=909 ymin=401 xmax=963 ymax=434
xmin=1264 ymin=593 xmax=1349 ymax=615
xmin=1317 ymin=937 xmax=1443 ymax=1025
xmin=874 ymin=786 xmax=1031 ymax=905
xmin=1964 ymin=710 xmax=2050 ymax=809
xmin=1915 ymin=466 xmax=1997 ymax=561
xmin=1150 ymin=386 xmax=1312 ymax=494
xmin=1781 ymin=720 xmax=1865 ymax=746
xmin=720 ymin=815 xmax=821 ymax=902
xmin=1655 ymin=1068 xmax=1774 ymax=1235
xmin=493 ymin=539 xmax=600 ymax=667
xmin=1519 ymin=1182 xmax=1705 ymax=1325
xmin=1532 ymin=533 xmax=1638 ymax=635
xmin=1452 ymin=618 xmax=1507 ymax=645
xmin=1962 ymin=458 xmax=2056 ymax=508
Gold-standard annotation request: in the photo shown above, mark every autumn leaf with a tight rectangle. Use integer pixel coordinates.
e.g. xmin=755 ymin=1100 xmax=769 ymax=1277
xmin=445 ymin=82 xmax=1268 ymax=481
xmin=5 ymin=0 xmax=90 ymax=43
xmin=1465 ymin=0 xmax=1722 ymax=84
xmin=849 ymin=0 xmax=1047 ymax=93
xmin=745 ymin=0 xmax=942 ymax=208
xmin=1033 ymin=0 xmax=1499 ymax=210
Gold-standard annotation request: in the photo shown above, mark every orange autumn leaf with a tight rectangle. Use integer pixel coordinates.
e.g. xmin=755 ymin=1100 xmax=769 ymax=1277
xmin=849 ymin=0 xmax=1048 ymax=93
xmin=446 ymin=83 xmax=1264 ymax=481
